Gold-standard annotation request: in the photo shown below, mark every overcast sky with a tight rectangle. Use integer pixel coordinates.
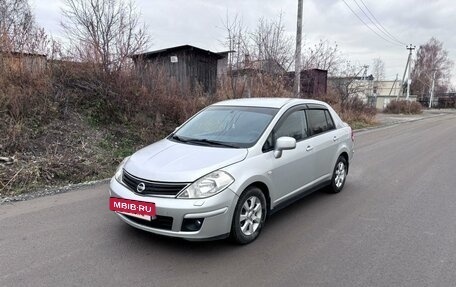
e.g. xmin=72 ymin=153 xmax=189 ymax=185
xmin=31 ymin=0 xmax=455 ymax=82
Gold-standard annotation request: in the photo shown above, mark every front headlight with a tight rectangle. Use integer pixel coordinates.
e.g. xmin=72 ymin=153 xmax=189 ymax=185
xmin=114 ymin=157 xmax=130 ymax=183
xmin=177 ymin=170 xmax=234 ymax=199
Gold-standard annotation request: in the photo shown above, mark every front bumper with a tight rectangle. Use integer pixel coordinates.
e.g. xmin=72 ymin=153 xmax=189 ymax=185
xmin=109 ymin=178 xmax=238 ymax=240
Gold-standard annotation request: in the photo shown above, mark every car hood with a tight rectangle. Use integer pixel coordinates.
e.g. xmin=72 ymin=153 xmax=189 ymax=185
xmin=124 ymin=139 xmax=248 ymax=182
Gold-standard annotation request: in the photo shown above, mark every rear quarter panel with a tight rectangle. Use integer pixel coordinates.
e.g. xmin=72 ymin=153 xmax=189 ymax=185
xmin=332 ymin=126 xmax=354 ymax=170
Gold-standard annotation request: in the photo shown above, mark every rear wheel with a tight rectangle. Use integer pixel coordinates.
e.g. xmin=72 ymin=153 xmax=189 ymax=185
xmin=230 ymin=187 xmax=267 ymax=244
xmin=327 ymin=156 xmax=348 ymax=193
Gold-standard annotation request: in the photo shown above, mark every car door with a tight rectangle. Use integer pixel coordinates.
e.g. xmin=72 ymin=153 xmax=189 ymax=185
xmin=305 ymin=108 xmax=339 ymax=180
xmin=264 ymin=107 xmax=318 ymax=205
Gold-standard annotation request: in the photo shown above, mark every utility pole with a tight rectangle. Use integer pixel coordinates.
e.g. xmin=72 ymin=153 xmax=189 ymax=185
xmin=294 ymin=0 xmax=303 ymax=97
xmin=361 ymin=65 xmax=369 ymax=80
xmin=405 ymin=44 xmax=415 ymax=101
xmin=398 ymin=55 xmax=410 ymax=100
xmin=389 ymin=73 xmax=398 ymax=97
xmin=398 ymin=44 xmax=415 ymax=100
xmin=361 ymin=65 xmax=370 ymax=100
xmin=429 ymin=70 xmax=437 ymax=108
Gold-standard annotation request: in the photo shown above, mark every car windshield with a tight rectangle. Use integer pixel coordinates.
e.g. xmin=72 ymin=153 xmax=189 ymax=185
xmin=170 ymin=106 xmax=278 ymax=148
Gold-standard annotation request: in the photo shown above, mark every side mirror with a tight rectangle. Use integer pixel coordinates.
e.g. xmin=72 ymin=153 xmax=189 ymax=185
xmin=273 ymin=136 xmax=296 ymax=158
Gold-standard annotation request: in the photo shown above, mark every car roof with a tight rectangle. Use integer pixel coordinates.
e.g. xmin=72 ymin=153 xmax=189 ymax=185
xmin=212 ymin=97 xmax=327 ymax=109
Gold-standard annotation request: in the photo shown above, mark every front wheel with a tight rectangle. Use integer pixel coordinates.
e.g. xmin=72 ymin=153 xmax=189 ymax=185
xmin=327 ymin=156 xmax=348 ymax=193
xmin=230 ymin=187 xmax=267 ymax=244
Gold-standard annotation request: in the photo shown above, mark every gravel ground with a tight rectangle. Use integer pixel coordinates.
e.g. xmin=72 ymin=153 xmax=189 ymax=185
xmin=0 ymin=178 xmax=110 ymax=205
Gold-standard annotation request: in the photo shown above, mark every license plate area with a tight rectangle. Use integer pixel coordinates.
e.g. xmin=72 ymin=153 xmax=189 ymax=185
xmin=109 ymin=197 xmax=156 ymax=220
xmin=119 ymin=212 xmax=152 ymax=221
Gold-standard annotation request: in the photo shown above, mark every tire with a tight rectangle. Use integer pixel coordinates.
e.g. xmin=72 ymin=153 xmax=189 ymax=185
xmin=327 ymin=156 xmax=348 ymax=194
xmin=230 ymin=187 xmax=267 ymax=244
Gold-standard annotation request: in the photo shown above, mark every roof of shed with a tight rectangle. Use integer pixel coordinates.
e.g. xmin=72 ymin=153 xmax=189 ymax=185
xmin=0 ymin=51 xmax=47 ymax=57
xmin=131 ymin=45 xmax=230 ymax=60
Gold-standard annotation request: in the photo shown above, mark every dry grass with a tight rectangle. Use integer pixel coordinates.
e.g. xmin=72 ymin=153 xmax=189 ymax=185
xmin=0 ymin=65 xmax=377 ymax=196
xmin=0 ymin=63 xmax=214 ymax=196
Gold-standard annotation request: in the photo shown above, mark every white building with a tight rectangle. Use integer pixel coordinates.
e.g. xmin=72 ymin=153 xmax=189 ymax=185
xmin=372 ymin=80 xmax=417 ymax=110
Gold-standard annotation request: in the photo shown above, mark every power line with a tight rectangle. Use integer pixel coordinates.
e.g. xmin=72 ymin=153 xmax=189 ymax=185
xmin=351 ymin=0 xmax=404 ymax=46
xmin=357 ymin=0 xmax=407 ymax=46
xmin=341 ymin=0 xmax=403 ymax=47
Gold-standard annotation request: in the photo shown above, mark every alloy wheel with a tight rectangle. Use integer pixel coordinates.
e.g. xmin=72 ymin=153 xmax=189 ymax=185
xmin=239 ymin=196 xmax=262 ymax=236
xmin=335 ymin=161 xmax=346 ymax=188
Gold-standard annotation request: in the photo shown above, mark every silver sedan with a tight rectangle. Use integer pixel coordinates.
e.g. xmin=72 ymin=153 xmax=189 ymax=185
xmin=109 ymin=98 xmax=354 ymax=244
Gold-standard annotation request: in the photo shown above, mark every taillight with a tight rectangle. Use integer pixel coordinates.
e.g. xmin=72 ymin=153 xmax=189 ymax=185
xmin=351 ymin=128 xmax=355 ymax=142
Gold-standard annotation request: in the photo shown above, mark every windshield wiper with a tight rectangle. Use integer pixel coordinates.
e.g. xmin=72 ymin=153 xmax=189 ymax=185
xmin=173 ymin=136 xmax=238 ymax=148
xmin=172 ymin=135 xmax=239 ymax=148
xmin=171 ymin=134 xmax=188 ymax=143
xmin=188 ymin=138 xmax=239 ymax=148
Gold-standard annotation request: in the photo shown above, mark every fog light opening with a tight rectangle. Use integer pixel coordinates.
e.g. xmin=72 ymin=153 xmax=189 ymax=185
xmin=181 ymin=218 xmax=204 ymax=231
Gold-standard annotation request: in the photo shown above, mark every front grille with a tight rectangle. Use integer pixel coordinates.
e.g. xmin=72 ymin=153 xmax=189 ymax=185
xmin=124 ymin=215 xmax=173 ymax=230
xmin=122 ymin=170 xmax=188 ymax=196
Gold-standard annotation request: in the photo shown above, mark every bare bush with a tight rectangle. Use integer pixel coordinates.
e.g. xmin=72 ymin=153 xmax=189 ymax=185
xmin=383 ymin=100 xmax=422 ymax=114
xmin=0 ymin=69 xmax=53 ymax=123
xmin=310 ymin=87 xmax=376 ymax=129
xmin=329 ymin=62 xmax=370 ymax=105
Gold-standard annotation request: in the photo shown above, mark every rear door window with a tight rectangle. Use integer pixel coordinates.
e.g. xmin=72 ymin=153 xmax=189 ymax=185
xmin=325 ymin=110 xmax=335 ymax=130
xmin=306 ymin=109 xmax=335 ymax=136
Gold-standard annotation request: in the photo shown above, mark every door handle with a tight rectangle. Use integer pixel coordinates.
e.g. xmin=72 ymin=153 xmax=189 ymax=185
xmin=306 ymin=145 xmax=313 ymax=152
xmin=333 ymin=136 xmax=338 ymax=142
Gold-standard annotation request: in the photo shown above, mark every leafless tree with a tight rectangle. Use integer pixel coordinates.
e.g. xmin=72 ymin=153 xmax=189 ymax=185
xmin=221 ymin=13 xmax=249 ymax=98
xmin=329 ymin=61 xmax=369 ymax=105
xmin=411 ymin=37 xmax=453 ymax=96
xmin=61 ymin=0 xmax=150 ymax=73
xmin=250 ymin=13 xmax=294 ymax=73
xmin=302 ymin=39 xmax=342 ymax=76
xmin=0 ymin=0 xmax=47 ymax=54
xmin=371 ymin=58 xmax=385 ymax=82
xmin=371 ymin=57 xmax=385 ymax=99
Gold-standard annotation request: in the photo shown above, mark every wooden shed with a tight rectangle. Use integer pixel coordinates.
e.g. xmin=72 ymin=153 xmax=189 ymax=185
xmin=131 ymin=45 xmax=228 ymax=94
xmin=285 ymin=69 xmax=328 ymax=97
xmin=0 ymin=51 xmax=47 ymax=74
xmin=300 ymin=69 xmax=328 ymax=96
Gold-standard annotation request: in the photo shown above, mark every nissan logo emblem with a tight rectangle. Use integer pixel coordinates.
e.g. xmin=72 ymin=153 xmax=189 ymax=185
xmin=137 ymin=182 xmax=146 ymax=193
